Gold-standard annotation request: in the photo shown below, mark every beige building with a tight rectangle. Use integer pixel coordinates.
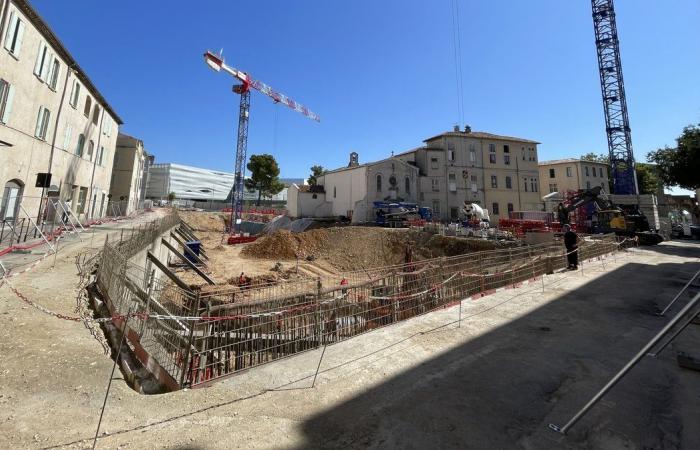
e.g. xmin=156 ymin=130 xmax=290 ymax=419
xmin=287 ymin=152 xmax=420 ymax=223
xmin=538 ymin=158 xmax=610 ymax=195
xmin=396 ymin=127 xmax=542 ymax=221
xmin=317 ymin=152 xmax=420 ymax=222
xmin=109 ymin=133 xmax=149 ymax=216
xmin=0 ymin=0 xmax=122 ymax=223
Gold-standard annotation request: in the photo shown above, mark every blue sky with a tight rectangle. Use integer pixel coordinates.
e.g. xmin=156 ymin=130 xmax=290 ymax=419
xmin=33 ymin=0 xmax=699 ymax=192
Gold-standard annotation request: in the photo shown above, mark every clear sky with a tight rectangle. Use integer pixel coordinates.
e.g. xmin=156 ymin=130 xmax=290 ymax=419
xmin=32 ymin=0 xmax=700 ymax=192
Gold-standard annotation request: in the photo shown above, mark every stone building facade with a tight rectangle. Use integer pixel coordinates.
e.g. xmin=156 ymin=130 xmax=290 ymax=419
xmin=0 ymin=0 xmax=122 ymax=223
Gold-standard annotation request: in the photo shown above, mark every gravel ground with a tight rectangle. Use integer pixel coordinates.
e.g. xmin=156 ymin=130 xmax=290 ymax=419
xmin=1 ymin=220 xmax=699 ymax=449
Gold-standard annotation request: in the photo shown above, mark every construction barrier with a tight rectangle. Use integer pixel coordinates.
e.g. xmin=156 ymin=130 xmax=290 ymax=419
xmin=86 ymin=223 xmax=627 ymax=389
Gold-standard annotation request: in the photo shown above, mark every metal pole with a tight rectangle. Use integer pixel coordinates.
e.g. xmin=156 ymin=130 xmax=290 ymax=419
xmin=648 ymin=309 xmax=700 ymax=358
xmin=549 ymin=291 xmax=700 ymax=435
xmin=311 ymin=344 xmax=327 ymax=388
xmin=458 ymin=299 xmax=462 ymax=328
xmin=93 ymin=307 xmax=132 ymax=449
xmin=658 ymin=268 xmax=700 ymax=316
xmin=141 ymin=270 xmax=156 ymax=335
xmin=19 ymin=204 xmax=55 ymax=252
xmin=52 ymin=236 xmax=60 ymax=268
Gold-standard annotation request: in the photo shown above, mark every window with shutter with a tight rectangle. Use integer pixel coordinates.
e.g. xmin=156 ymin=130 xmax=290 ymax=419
xmin=0 ymin=80 xmax=15 ymax=124
xmin=49 ymin=58 xmax=61 ymax=90
xmin=4 ymin=11 xmax=25 ymax=57
xmin=63 ymin=124 xmax=72 ymax=150
xmin=84 ymin=96 xmax=92 ymax=117
xmin=34 ymin=41 xmax=47 ymax=77
xmin=35 ymin=106 xmax=50 ymax=140
xmin=70 ymin=81 xmax=80 ymax=107
xmin=76 ymin=134 xmax=85 ymax=156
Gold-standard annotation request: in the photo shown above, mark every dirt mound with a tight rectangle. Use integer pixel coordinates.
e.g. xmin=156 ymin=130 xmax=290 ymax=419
xmin=178 ymin=211 xmax=226 ymax=232
xmin=242 ymin=227 xmax=414 ymax=270
xmin=241 ymin=229 xmax=331 ymax=259
xmin=240 ymin=225 xmax=527 ymax=272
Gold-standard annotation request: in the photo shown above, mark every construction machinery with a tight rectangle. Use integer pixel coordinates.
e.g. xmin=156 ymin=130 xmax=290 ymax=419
xmin=203 ymin=51 xmax=319 ymax=237
xmin=557 ymin=186 xmax=663 ymax=244
xmin=461 ymin=202 xmax=490 ymax=227
xmin=373 ymin=202 xmax=432 ymax=227
xmin=591 ymin=0 xmax=638 ymax=195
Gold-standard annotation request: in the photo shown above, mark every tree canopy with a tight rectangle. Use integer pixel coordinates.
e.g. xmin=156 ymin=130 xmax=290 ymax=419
xmin=581 ymin=152 xmax=660 ymax=195
xmin=647 ymin=123 xmax=700 ymax=190
xmin=307 ymin=165 xmax=327 ymax=185
xmin=244 ymin=154 xmax=285 ymax=205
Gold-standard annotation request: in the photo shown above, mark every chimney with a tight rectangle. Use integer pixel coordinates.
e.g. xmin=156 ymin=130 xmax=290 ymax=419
xmin=464 ymin=125 xmax=471 ymax=133
xmin=453 ymin=125 xmax=460 ymax=132
xmin=348 ymin=151 xmax=359 ymax=167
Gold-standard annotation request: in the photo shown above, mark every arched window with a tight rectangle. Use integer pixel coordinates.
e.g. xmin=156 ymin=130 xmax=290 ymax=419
xmin=1 ymin=179 xmax=24 ymax=220
xmin=376 ymin=174 xmax=382 ymax=192
xmin=405 ymin=177 xmax=410 ymax=195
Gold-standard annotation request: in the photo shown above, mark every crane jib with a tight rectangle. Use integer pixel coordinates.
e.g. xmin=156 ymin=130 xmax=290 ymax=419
xmin=247 ymin=76 xmax=320 ymax=122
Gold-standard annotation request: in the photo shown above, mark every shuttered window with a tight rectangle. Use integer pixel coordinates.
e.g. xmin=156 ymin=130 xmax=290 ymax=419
xmin=3 ymin=11 xmax=25 ymax=57
xmin=0 ymin=79 xmax=15 ymax=124
xmin=35 ymin=106 xmax=51 ymax=140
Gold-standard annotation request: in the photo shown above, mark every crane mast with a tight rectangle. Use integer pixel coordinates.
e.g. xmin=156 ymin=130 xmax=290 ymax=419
xmin=591 ymin=0 xmax=638 ymax=195
xmin=203 ymin=51 xmax=319 ymax=234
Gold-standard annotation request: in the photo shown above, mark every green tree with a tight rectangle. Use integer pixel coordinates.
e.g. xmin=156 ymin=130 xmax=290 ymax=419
xmin=635 ymin=163 xmax=661 ymax=195
xmin=580 ymin=152 xmax=661 ymax=194
xmin=581 ymin=152 xmax=608 ymax=164
xmin=647 ymin=123 xmax=700 ymax=190
xmin=167 ymin=192 xmax=176 ymax=202
xmin=245 ymin=154 xmax=285 ymax=206
xmin=307 ymin=165 xmax=326 ymax=185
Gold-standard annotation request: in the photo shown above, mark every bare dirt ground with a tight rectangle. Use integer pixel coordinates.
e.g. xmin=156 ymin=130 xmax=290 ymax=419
xmin=2 ymin=213 xmax=699 ymax=449
xmin=174 ymin=211 xmax=522 ymax=289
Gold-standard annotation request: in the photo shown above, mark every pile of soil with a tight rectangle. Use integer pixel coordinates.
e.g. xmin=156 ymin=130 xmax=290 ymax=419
xmin=241 ymin=229 xmax=332 ymax=260
xmin=241 ymin=227 xmax=514 ymax=272
xmin=178 ymin=211 xmax=227 ymax=232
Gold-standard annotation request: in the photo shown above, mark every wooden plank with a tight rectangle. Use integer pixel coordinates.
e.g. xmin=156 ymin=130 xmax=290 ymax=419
xmin=161 ymin=238 xmax=216 ymax=285
xmin=147 ymin=250 xmax=193 ymax=292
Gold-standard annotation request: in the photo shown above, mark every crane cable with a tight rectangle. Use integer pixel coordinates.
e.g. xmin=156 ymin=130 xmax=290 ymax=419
xmin=450 ymin=0 xmax=465 ymax=127
xmin=272 ymin=101 xmax=280 ymax=152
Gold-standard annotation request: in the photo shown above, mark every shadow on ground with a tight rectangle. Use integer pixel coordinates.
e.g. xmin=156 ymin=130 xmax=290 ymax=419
xmin=295 ymin=258 xmax=700 ymax=449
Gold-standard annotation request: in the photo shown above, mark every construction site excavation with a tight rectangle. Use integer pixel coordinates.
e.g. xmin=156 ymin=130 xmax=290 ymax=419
xmin=86 ymin=209 xmax=628 ymax=393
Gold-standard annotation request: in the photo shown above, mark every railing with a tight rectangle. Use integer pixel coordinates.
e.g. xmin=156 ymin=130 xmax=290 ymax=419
xmin=184 ymin=238 xmax=623 ymax=386
xmin=93 ymin=218 xmax=626 ymax=390
xmin=95 ymin=211 xmax=186 ymax=386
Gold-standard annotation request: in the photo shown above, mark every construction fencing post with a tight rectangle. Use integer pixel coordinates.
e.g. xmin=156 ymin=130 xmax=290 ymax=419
xmin=549 ymin=290 xmax=700 ymax=435
xmin=658 ymin=268 xmax=700 ymax=316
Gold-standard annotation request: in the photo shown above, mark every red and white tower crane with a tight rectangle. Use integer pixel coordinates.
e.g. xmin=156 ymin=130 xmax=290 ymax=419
xmin=203 ymin=51 xmax=320 ymax=235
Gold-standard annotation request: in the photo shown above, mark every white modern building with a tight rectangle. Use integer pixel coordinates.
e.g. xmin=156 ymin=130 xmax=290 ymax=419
xmin=0 ymin=0 xmax=122 ymax=223
xmin=146 ymin=162 xmax=296 ymax=205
